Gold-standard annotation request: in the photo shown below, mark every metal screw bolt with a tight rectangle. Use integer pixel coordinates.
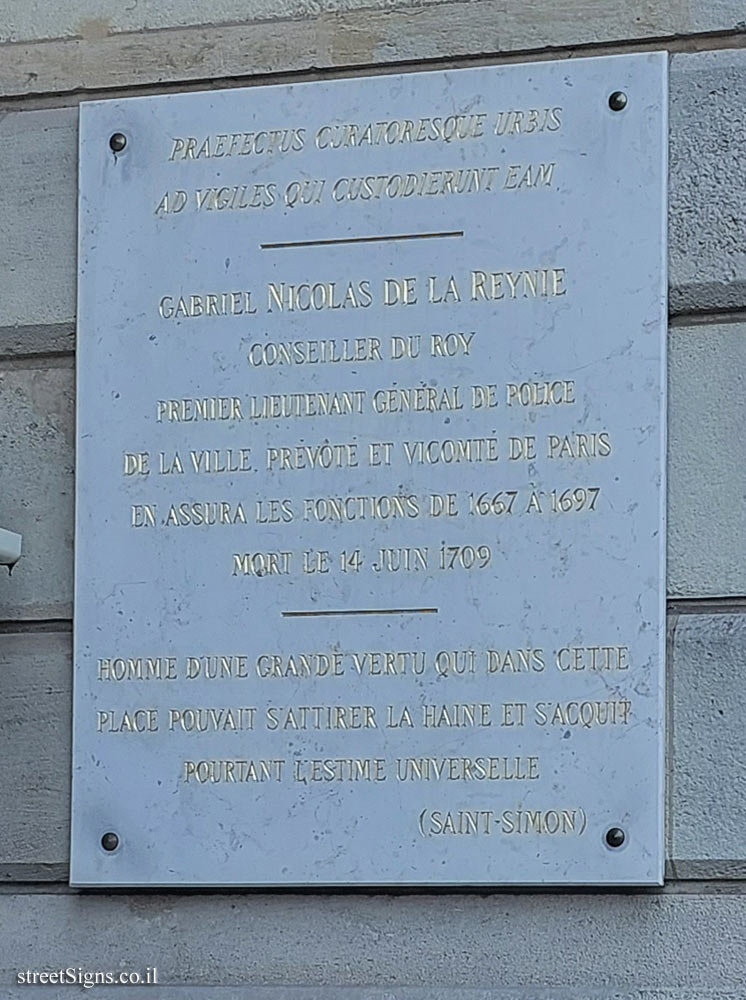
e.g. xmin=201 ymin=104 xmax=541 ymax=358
xmin=101 ymin=832 xmax=119 ymax=852
xmin=608 ymin=91 xmax=628 ymax=112
xmin=109 ymin=132 xmax=127 ymax=153
xmin=605 ymin=827 xmax=625 ymax=849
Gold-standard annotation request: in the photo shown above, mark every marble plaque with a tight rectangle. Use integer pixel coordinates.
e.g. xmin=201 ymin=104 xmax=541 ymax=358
xmin=72 ymin=53 xmax=667 ymax=886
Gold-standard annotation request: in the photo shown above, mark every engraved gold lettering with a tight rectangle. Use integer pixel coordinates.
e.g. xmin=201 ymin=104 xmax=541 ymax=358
xmin=98 ymin=657 xmax=177 ymax=681
xmin=256 ymin=653 xmax=345 ymax=678
xmin=159 ymin=291 xmax=256 ymax=319
xmin=507 ymin=380 xmax=575 ymax=406
xmin=185 ymin=655 xmax=248 ymax=679
xmin=156 ymin=397 xmax=243 ymax=422
xmin=500 ymin=808 xmax=578 ymax=835
xmin=534 ymin=699 xmax=631 ymax=727
xmin=123 ymin=452 xmax=149 ymax=476
xmin=267 ymin=281 xmax=372 ymax=312
xmin=547 ymin=432 xmax=611 ymax=459
xmin=97 ymin=708 xmax=158 ymax=732
xmin=487 ymin=649 xmax=545 ymax=673
xmin=555 ymin=646 xmax=629 ymax=671
xmin=293 ymin=758 xmax=386 ymax=783
xmin=232 ymin=552 xmax=292 ymax=576
xmin=248 ymin=337 xmax=382 ymax=367
xmin=131 ymin=504 xmax=157 ymax=528
xmin=434 ymin=650 xmax=477 ymax=676
xmin=471 ymin=267 xmax=566 ymax=301
xmin=267 ymin=441 xmax=359 ymax=472
xmin=403 ymin=438 xmax=498 ymax=464
xmin=430 ymin=331 xmax=474 ymax=356
xmin=422 ymin=703 xmax=492 ymax=727
xmin=163 ymin=501 xmax=247 ymax=526
xmin=183 ymin=759 xmax=285 ymax=782
xmin=372 ymin=386 xmax=462 ymax=413
xmin=350 ymin=651 xmax=427 ymax=676
xmin=302 ymin=494 xmax=419 ymax=522
xmin=255 ymin=499 xmax=294 ymax=523
xmin=170 ymin=130 xmax=304 ymax=160
xmin=315 ymin=115 xmax=488 ymax=150
xmin=503 ymin=162 xmax=556 ymax=189
xmin=265 ymin=705 xmax=377 ymax=730
xmin=398 ymin=755 xmax=539 ymax=781
xmin=248 ymin=390 xmax=366 ymax=420
xmin=371 ymin=546 xmax=428 ymax=572
xmin=330 ymin=167 xmax=500 ymax=202
xmin=168 ymin=707 xmax=256 ymax=732
xmin=494 ymin=107 xmax=562 ymax=135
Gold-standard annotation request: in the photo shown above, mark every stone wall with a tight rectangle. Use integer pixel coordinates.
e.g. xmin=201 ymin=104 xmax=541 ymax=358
xmin=0 ymin=3 xmax=744 ymax=994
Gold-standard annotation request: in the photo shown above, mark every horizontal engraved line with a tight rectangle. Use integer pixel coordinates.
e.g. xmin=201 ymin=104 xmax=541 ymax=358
xmin=261 ymin=231 xmax=463 ymax=250
xmin=282 ymin=607 xmax=438 ymax=618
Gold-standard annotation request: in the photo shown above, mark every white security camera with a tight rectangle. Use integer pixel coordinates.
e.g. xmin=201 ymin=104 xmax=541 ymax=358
xmin=0 ymin=527 xmax=22 ymax=573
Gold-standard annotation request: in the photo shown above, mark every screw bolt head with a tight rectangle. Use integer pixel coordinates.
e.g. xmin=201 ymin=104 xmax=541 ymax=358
xmin=605 ymin=827 xmax=626 ymax=849
xmin=101 ymin=831 xmax=119 ymax=852
xmin=608 ymin=91 xmax=628 ymax=112
xmin=109 ymin=132 xmax=127 ymax=153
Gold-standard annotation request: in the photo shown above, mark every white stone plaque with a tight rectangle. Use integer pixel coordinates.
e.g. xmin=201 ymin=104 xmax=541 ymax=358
xmin=72 ymin=53 xmax=667 ymax=886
